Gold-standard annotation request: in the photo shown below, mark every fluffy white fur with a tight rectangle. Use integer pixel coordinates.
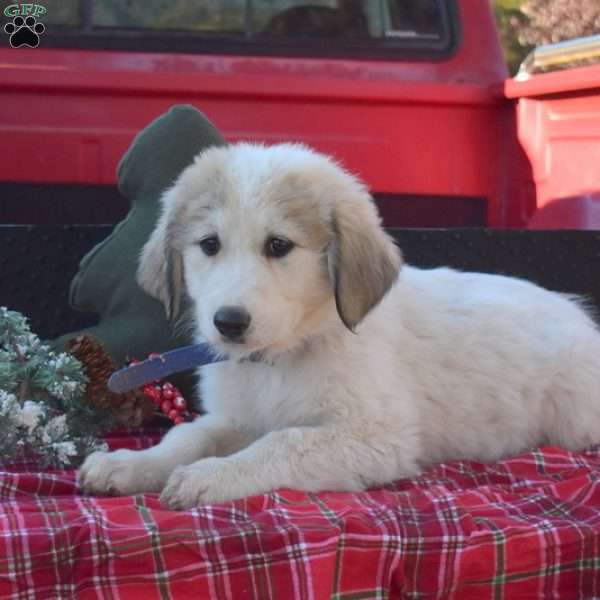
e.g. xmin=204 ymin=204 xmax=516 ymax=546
xmin=79 ymin=143 xmax=600 ymax=509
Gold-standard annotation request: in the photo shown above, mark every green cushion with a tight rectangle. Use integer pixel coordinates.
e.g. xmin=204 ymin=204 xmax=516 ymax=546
xmin=52 ymin=105 xmax=226 ymax=396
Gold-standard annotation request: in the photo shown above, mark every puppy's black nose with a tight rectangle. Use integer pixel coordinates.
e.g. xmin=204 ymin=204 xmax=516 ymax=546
xmin=213 ymin=306 xmax=251 ymax=340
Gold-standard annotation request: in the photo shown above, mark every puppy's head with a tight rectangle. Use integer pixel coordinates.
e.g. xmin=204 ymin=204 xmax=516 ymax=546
xmin=137 ymin=143 xmax=401 ymax=359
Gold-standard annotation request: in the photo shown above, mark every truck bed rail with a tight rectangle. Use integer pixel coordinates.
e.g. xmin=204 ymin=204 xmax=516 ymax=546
xmin=517 ymin=34 xmax=600 ymax=79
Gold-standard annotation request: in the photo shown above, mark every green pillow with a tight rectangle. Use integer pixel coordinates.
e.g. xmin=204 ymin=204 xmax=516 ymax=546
xmin=52 ymin=105 xmax=226 ymax=397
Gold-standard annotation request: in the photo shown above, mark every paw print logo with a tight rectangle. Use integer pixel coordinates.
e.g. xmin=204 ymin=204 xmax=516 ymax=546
xmin=4 ymin=16 xmax=45 ymax=48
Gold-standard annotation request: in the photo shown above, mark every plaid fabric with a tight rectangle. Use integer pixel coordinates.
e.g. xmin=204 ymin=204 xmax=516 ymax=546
xmin=1 ymin=432 xmax=600 ymax=599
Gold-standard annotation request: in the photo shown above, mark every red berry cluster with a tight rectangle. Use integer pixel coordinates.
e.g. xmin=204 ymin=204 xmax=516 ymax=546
xmin=129 ymin=354 xmax=193 ymax=425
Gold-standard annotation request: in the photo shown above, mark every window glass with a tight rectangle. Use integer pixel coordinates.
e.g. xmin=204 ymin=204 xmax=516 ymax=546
xmin=42 ymin=0 xmax=80 ymax=27
xmin=256 ymin=1 xmax=362 ymax=38
xmin=385 ymin=1 xmax=442 ymax=39
xmin=41 ymin=0 xmax=451 ymax=55
xmin=87 ymin=0 xmax=444 ymax=40
xmin=93 ymin=0 xmax=245 ymax=33
xmin=254 ymin=1 xmax=445 ymax=41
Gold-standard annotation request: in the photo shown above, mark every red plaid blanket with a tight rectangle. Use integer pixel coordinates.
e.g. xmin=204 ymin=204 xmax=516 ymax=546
xmin=1 ymin=432 xmax=600 ymax=599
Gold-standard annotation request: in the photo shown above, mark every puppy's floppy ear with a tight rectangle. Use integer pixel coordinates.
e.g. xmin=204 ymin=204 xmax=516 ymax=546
xmin=328 ymin=194 xmax=402 ymax=331
xmin=137 ymin=185 xmax=185 ymax=321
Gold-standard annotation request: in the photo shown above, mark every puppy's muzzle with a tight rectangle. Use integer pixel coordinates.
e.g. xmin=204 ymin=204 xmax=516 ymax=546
xmin=213 ymin=306 xmax=251 ymax=341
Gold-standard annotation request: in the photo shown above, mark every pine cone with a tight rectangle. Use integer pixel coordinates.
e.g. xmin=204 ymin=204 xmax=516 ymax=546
xmin=66 ymin=335 xmax=155 ymax=428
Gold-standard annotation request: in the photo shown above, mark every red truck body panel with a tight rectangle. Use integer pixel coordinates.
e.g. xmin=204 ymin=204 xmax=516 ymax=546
xmin=0 ymin=0 xmax=598 ymax=228
xmin=0 ymin=0 xmax=534 ymax=228
xmin=505 ymin=66 xmax=600 ymax=228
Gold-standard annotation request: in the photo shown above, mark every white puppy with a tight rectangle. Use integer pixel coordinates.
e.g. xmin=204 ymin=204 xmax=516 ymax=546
xmin=79 ymin=143 xmax=600 ymax=509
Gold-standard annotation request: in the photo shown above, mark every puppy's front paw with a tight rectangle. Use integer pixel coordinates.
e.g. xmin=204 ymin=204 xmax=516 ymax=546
xmin=78 ymin=449 xmax=164 ymax=496
xmin=160 ymin=458 xmax=255 ymax=509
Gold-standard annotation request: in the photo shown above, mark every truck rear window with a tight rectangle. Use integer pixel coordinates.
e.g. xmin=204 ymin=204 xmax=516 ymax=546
xmin=40 ymin=0 xmax=457 ymax=59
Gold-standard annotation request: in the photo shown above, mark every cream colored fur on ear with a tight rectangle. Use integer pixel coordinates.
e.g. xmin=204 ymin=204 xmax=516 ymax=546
xmin=137 ymin=185 xmax=185 ymax=321
xmin=329 ymin=196 xmax=401 ymax=330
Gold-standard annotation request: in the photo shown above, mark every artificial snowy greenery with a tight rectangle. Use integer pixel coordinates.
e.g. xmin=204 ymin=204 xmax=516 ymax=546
xmin=0 ymin=307 xmax=108 ymax=468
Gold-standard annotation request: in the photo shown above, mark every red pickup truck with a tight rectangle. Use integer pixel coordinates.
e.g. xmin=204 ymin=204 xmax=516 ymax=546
xmin=1 ymin=0 xmax=599 ymax=228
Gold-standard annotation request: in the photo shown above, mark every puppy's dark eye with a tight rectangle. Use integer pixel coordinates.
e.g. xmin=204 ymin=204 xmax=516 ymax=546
xmin=266 ymin=236 xmax=294 ymax=258
xmin=198 ymin=236 xmax=220 ymax=256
